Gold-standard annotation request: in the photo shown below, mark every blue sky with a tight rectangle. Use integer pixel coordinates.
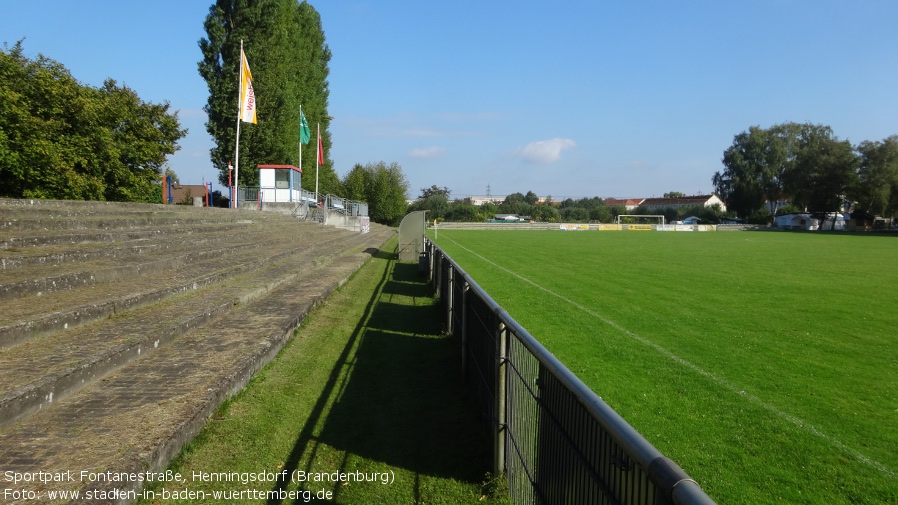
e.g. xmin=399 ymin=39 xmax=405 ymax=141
xmin=3 ymin=1 xmax=897 ymax=200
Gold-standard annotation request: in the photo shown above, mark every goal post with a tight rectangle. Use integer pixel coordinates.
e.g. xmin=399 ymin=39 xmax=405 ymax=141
xmin=615 ymin=214 xmax=666 ymax=225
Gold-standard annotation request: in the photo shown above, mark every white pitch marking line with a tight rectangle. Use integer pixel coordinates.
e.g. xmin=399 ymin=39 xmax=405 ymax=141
xmin=441 ymin=235 xmax=897 ymax=479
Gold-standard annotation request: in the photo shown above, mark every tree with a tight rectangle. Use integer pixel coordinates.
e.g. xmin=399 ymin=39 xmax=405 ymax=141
xmin=659 ymin=207 xmax=680 ymax=224
xmin=785 ymin=124 xmax=858 ymax=227
xmin=198 ymin=1 xmax=337 ymax=193
xmin=96 ymin=79 xmax=186 ymax=202
xmin=714 ymin=126 xmax=774 ymax=219
xmin=854 ymin=136 xmax=898 ymax=217
xmin=478 ymin=201 xmax=499 ymax=219
xmin=608 ymin=204 xmax=627 ymax=220
xmin=210 ymin=190 xmax=230 ymax=208
xmin=663 ymin=191 xmax=685 ymax=198
xmin=340 ymin=161 xmax=408 ymax=225
xmin=589 ymin=205 xmax=613 ymax=223
xmin=533 ymin=202 xmax=561 ymax=222
xmin=762 ymin=122 xmax=802 ymax=216
xmin=418 ymin=185 xmax=451 ymax=200
xmin=407 ymin=193 xmax=449 ymax=220
xmin=561 ymin=206 xmax=589 ymax=222
xmin=714 ymin=122 xmax=849 ymax=221
xmin=341 ymin=164 xmax=367 ymax=201
xmin=444 ymin=201 xmax=480 ymax=222
xmin=499 ymin=192 xmax=533 ymax=216
xmin=164 ymin=166 xmax=180 ymax=185
xmin=503 ymin=192 xmax=526 ymax=205
xmin=0 ymin=41 xmax=185 ymax=201
xmin=0 ymin=43 xmax=100 ymax=199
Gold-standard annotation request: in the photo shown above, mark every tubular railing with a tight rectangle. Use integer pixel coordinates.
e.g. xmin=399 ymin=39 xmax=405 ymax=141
xmin=300 ymin=188 xmax=318 ymax=207
xmin=323 ymin=194 xmax=368 ymax=217
xmin=324 ymin=194 xmax=347 ymax=213
xmin=427 ymin=239 xmax=717 ymax=505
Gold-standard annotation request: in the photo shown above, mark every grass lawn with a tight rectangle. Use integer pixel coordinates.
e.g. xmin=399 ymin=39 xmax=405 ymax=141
xmin=139 ymin=236 xmax=508 ymax=505
xmin=431 ymin=229 xmax=898 ymax=505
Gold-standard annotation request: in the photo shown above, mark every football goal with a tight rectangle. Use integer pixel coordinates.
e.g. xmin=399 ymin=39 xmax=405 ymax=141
xmin=615 ymin=214 xmax=666 ymax=225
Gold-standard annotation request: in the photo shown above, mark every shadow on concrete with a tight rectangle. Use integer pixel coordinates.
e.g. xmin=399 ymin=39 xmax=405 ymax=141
xmin=267 ymin=247 xmax=490 ymax=504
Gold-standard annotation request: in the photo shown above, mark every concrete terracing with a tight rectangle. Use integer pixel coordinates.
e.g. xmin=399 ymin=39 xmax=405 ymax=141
xmin=0 ymin=198 xmax=394 ymax=503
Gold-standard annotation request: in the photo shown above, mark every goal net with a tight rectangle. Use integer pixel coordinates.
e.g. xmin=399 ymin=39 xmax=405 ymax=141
xmin=615 ymin=214 xmax=665 ymax=225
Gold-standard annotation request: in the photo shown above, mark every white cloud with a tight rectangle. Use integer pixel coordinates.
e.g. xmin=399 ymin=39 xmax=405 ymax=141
xmin=408 ymin=146 xmax=446 ymax=158
xmin=518 ymin=138 xmax=576 ymax=164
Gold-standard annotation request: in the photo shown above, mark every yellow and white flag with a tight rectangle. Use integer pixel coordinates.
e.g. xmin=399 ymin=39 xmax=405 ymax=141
xmin=239 ymin=48 xmax=257 ymax=124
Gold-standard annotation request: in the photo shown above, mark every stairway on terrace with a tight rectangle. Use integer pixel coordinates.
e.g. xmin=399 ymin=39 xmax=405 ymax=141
xmin=0 ymin=198 xmax=394 ymax=502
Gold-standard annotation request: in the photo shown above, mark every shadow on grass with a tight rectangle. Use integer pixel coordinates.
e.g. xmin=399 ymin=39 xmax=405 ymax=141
xmin=363 ymin=246 xmax=400 ymax=260
xmin=268 ymin=249 xmax=491 ymax=504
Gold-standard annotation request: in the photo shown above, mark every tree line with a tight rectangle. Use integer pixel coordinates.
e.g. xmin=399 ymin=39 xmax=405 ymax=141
xmin=0 ymin=41 xmax=185 ymax=202
xmin=406 ymin=186 xmax=724 ymax=224
xmin=411 ymin=121 xmax=897 ymax=226
xmin=713 ymin=122 xmax=898 ymax=222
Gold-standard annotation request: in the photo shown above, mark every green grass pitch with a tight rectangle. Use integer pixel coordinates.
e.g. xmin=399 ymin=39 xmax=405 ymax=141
xmin=431 ymin=229 xmax=898 ymax=505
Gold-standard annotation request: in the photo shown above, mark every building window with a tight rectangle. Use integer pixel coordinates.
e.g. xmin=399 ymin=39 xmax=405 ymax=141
xmin=275 ymin=169 xmax=289 ymax=189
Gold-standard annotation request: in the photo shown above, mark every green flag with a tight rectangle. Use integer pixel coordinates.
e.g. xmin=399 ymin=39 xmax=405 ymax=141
xmin=299 ymin=109 xmax=311 ymax=145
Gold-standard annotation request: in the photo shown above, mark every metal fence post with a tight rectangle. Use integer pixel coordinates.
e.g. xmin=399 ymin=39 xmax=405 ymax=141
xmin=426 ymin=241 xmax=434 ymax=283
xmin=431 ymin=247 xmax=440 ymax=296
xmin=446 ymin=265 xmax=455 ymax=334
xmin=495 ymin=320 xmax=507 ymax=475
xmin=461 ymin=281 xmax=469 ymax=380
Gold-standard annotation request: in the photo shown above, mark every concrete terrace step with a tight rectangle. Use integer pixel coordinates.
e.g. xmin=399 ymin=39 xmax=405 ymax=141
xmin=0 ymin=197 xmax=313 ymax=220
xmin=0 ymin=223 xmax=344 ymax=294
xmin=0 ymin=204 xmax=254 ymax=233
xmin=0 ymin=220 xmax=344 ymax=270
xmin=0 ymin=225 xmax=349 ymax=346
xmin=0 ymin=224 xmax=389 ymax=430
xmin=0 ymin=197 xmax=317 ymax=234
xmin=0 ymin=210 xmax=323 ymax=250
xmin=0 ymin=198 xmax=394 ymax=501
xmin=0 ymin=241 xmax=346 ymax=349
xmin=0 ymin=222 xmax=394 ymax=501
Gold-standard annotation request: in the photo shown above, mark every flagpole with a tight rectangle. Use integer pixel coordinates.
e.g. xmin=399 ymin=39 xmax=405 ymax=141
xmin=298 ymin=105 xmax=302 ymax=176
xmin=315 ymin=122 xmax=320 ymax=205
xmin=233 ymin=39 xmax=243 ymax=210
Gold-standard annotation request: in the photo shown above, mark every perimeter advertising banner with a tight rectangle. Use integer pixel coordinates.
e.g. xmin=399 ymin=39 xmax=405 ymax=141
xmin=559 ymin=224 xmax=590 ymax=231
xmin=597 ymin=224 xmax=622 ymax=231
xmin=625 ymin=224 xmax=653 ymax=231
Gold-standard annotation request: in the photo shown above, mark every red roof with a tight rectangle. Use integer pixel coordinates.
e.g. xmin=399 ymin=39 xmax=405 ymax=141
xmin=641 ymin=195 xmax=715 ymax=206
xmin=605 ymin=198 xmax=644 ymax=206
xmin=257 ymin=164 xmax=302 ymax=173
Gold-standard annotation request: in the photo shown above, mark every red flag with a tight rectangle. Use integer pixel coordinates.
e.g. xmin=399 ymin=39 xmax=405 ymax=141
xmin=316 ymin=127 xmax=324 ymax=166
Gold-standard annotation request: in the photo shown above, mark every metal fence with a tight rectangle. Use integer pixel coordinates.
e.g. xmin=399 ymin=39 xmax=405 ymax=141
xmin=426 ymin=239 xmax=717 ymax=505
xmin=236 ymin=187 xmax=260 ymax=207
